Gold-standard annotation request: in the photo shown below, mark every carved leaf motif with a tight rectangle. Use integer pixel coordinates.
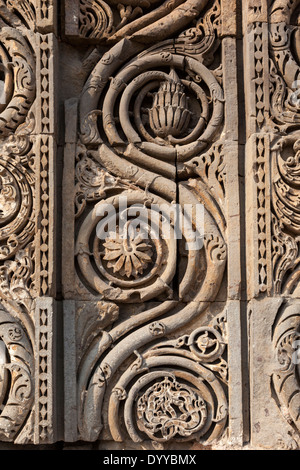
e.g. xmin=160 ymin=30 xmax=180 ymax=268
xmin=75 ymin=145 xmax=140 ymax=217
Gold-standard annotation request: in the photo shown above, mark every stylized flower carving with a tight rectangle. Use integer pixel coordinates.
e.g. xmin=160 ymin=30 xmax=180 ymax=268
xmin=149 ymin=69 xmax=191 ymax=142
xmin=103 ymin=228 xmax=153 ymax=279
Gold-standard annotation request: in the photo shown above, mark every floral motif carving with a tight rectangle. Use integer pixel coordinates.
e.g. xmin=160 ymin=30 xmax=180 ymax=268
xmin=269 ymin=0 xmax=300 ymax=129
xmin=79 ymin=53 xmax=224 ymax=185
xmin=76 ymin=191 xmax=178 ymax=302
xmin=103 ymin=228 xmax=153 ymax=279
xmin=0 ymin=0 xmax=296 ymax=451
xmin=0 ymin=26 xmax=35 ymax=137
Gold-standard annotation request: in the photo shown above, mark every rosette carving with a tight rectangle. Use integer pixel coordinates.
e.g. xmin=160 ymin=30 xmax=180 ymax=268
xmin=103 ymin=228 xmax=153 ymax=279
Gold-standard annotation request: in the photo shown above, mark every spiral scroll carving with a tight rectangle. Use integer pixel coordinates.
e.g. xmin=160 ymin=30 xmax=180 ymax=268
xmin=74 ymin=0 xmax=227 ymax=446
xmin=80 ymin=47 xmax=224 ymax=170
xmin=0 ymin=1 xmax=38 ymax=444
xmin=269 ymin=0 xmax=300 ymax=127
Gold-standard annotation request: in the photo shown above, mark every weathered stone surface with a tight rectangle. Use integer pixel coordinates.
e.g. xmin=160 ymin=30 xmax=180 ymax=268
xmin=0 ymin=0 xmax=299 ymax=451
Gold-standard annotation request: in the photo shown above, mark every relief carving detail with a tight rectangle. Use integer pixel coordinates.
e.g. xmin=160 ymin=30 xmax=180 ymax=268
xmin=3 ymin=0 xmax=300 ymax=451
xmin=69 ymin=0 xmax=229 ymax=448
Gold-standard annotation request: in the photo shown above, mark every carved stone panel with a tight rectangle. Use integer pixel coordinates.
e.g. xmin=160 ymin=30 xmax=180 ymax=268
xmin=245 ymin=0 xmax=300 ymax=450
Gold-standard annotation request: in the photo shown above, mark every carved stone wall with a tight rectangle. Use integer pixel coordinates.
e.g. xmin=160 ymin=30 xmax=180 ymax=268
xmin=0 ymin=0 xmax=298 ymax=451
xmin=245 ymin=0 xmax=300 ymax=450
